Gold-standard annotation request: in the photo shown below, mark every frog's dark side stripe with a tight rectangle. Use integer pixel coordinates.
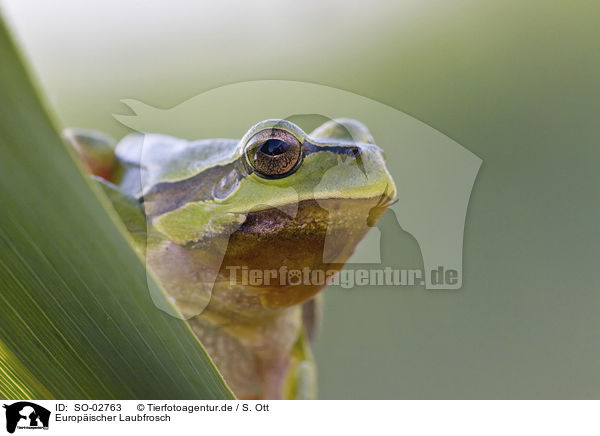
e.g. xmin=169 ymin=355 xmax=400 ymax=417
xmin=141 ymin=141 xmax=366 ymax=218
xmin=302 ymin=141 xmax=362 ymax=159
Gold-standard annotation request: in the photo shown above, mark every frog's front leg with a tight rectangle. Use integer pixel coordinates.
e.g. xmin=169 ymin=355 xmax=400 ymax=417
xmin=285 ymin=295 xmax=322 ymax=400
xmin=283 ymin=324 xmax=318 ymax=400
xmin=188 ymin=304 xmax=315 ymax=400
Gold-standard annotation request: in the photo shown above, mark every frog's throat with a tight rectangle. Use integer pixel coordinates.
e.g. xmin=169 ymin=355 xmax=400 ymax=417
xmin=146 ymin=195 xmax=392 ymax=319
xmin=212 ymin=196 xmax=391 ymax=311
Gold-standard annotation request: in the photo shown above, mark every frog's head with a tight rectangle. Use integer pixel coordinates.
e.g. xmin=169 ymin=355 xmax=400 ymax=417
xmin=141 ymin=119 xmax=396 ymax=312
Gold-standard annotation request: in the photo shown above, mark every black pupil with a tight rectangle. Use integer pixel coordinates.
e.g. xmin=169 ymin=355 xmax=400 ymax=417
xmin=259 ymin=139 xmax=289 ymax=156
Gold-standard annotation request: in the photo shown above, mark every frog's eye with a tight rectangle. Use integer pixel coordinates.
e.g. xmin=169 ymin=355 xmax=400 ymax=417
xmin=245 ymin=129 xmax=302 ymax=179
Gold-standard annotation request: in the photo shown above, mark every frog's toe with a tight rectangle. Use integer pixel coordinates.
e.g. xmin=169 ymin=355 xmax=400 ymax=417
xmin=63 ymin=128 xmax=117 ymax=180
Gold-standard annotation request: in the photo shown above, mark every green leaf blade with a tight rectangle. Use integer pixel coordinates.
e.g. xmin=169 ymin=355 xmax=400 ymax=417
xmin=0 ymin=13 xmax=233 ymax=400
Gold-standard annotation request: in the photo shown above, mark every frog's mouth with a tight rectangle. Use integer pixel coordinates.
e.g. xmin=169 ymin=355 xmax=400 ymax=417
xmin=217 ymin=194 xmax=393 ymax=308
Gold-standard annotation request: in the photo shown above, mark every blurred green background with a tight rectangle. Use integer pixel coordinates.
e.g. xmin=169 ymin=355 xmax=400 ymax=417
xmin=2 ymin=0 xmax=599 ymax=398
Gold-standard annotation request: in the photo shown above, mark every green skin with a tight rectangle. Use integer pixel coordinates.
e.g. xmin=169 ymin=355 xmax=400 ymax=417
xmin=65 ymin=119 xmax=396 ymax=399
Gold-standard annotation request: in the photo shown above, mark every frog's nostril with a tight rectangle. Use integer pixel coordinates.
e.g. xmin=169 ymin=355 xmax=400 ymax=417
xmin=349 ymin=147 xmax=361 ymax=158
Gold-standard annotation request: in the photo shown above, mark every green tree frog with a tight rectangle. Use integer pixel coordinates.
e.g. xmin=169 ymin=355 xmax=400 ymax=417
xmin=64 ymin=118 xmax=396 ymax=399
